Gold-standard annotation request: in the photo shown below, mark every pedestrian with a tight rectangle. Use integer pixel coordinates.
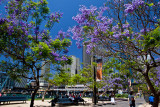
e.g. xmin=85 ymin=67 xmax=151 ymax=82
xmin=149 ymin=93 xmax=154 ymax=106
xmin=111 ymin=92 xmax=116 ymax=105
xmin=128 ymin=91 xmax=135 ymax=107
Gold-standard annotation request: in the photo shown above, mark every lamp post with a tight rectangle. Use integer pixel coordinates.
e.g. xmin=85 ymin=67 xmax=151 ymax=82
xmin=93 ymin=56 xmax=97 ymax=105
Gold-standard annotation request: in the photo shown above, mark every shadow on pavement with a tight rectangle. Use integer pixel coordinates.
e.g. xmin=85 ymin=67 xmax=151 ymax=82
xmin=34 ymin=105 xmax=51 ymax=107
xmin=0 ymin=102 xmax=26 ymax=105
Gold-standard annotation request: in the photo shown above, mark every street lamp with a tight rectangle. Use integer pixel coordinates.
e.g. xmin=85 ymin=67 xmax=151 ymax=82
xmin=93 ymin=56 xmax=97 ymax=105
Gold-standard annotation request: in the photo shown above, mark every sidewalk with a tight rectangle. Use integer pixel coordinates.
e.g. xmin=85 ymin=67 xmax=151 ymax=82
xmin=0 ymin=97 xmax=159 ymax=107
xmin=138 ymin=103 xmax=152 ymax=107
xmin=136 ymin=97 xmax=152 ymax=107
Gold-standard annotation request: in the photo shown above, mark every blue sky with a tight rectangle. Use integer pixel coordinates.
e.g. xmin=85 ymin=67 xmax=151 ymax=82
xmin=0 ymin=0 xmax=106 ymax=63
xmin=47 ymin=0 xmax=106 ymax=63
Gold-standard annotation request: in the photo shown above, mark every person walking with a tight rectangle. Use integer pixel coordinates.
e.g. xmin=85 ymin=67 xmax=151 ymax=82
xmin=111 ymin=92 xmax=116 ymax=105
xmin=128 ymin=91 xmax=135 ymax=107
xmin=149 ymin=93 xmax=154 ymax=106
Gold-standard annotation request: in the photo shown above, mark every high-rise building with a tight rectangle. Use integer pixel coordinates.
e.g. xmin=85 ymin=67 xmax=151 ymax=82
xmin=63 ymin=55 xmax=80 ymax=75
xmin=82 ymin=46 xmax=91 ymax=68
xmin=40 ymin=61 xmax=50 ymax=88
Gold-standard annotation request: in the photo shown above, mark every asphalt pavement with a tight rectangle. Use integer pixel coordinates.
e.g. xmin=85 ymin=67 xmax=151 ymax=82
xmin=1 ymin=97 xmax=158 ymax=107
xmin=93 ymin=97 xmax=151 ymax=107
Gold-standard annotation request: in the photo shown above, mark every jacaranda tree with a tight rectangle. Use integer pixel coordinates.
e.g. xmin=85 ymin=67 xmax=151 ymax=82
xmin=0 ymin=0 xmax=71 ymax=107
xmin=102 ymin=58 xmax=131 ymax=92
xmin=70 ymin=0 xmax=160 ymax=106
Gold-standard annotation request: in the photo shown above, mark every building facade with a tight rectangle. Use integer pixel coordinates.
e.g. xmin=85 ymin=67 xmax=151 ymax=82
xmin=82 ymin=46 xmax=91 ymax=68
xmin=40 ymin=61 xmax=50 ymax=88
xmin=63 ymin=55 xmax=80 ymax=75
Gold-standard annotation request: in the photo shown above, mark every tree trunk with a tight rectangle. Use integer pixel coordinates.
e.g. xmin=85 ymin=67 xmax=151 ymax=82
xmin=42 ymin=90 xmax=47 ymax=102
xmin=143 ymin=73 xmax=159 ymax=107
xmin=42 ymin=83 xmax=50 ymax=102
xmin=30 ymin=87 xmax=39 ymax=107
xmin=153 ymin=95 xmax=159 ymax=107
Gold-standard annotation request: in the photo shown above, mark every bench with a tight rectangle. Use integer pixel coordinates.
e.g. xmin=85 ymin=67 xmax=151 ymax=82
xmin=0 ymin=96 xmax=27 ymax=104
xmin=77 ymin=98 xmax=87 ymax=105
xmin=49 ymin=97 xmax=87 ymax=106
xmin=57 ymin=98 xmax=74 ymax=105
xmin=98 ymin=96 xmax=110 ymax=101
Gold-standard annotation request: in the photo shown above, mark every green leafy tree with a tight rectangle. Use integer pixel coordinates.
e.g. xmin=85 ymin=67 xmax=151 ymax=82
xmin=102 ymin=58 xmax=132 ymax=92
xmin=70 ymin=64 xmax=104 ymax=96
xmin=0 ymin=0 xmax=71 ymax=107
xmin=70 ymin=1 xmax=160 ymax=106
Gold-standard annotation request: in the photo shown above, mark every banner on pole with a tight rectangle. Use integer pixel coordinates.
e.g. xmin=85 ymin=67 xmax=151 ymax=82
xmin=96 ymin=59 xmax=102 ymax=81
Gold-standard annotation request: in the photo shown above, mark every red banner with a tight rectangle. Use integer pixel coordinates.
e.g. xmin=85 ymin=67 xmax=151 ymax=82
xmin=96 ymin=62 xmax=102 ymax=81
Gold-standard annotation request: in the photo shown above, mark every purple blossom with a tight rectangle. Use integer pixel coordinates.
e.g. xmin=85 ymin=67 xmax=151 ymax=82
xmin=123 ymin=29 xmax=130 ymax=37
xmin=85 ymin=43 xmax=94 ymax=54
xmin=76 ymin=42 xmax=81 ymax=49
xmin=124 ymin=4 xmax=135 ymax=13
xmin=94 ymin=28 xmax=99 ymax=35
xmin=140 ymin=28 xmax=150 ymax=34
xmin=44 ymin=41 xmax=50 ymax=45
xmin=0 ymin=18 xmax=6 ymax=24
xmin=4 ymin=6 xmax=8 ymax=9
xmin=113 ymin=34 xmax=120 ymax=38
xmin=55 ymin=57 xmax=61 ymax=61
xmin=97 ymin=22 xmax=108 ymax=32
xmin=57 ymin=30 xmax=65 ymax=39
xmin=25 ymin=31 xmax=28 ymax=35
xmin=51 ymin=51 xmax=59 ymax=57
xmin=32 ymin=36 xmax=36 ymax=40
xmin=34 ymin=30 xmax=39 ymax=35
xmin=153 ymin=16 xmax=157 ymax=20
xmin=112 ymin=25 xmax=119 ymax=31
xmin=28 ymin=23 xmax=33 ymax=28
xmin=73 ymin=5 xmax=97 ymax=25
xmin=61 ymin=56 xmax=68 ymax=61
xmin=132 ymin=0 xmax=144 ymax=7
xmin=63 ymin=49 xmax=69 ymax=53
xmin=124 ymin=0 xmax=144 ymax=13
xmin=23 ymin=44 xmax=27 ymax=48
xmin=50 ymin=12 xmax=63 ymax=22
xmin=107 ymin=18 xmax=113 ymax=25
xmin=40 ymin=0 xmax=43 ymax=3
xmin=122 ymin=24 xmax=130 ymax=28
xmin=91 ymin=38 xmax=98 ymax=43
xmin=39 ymin=52 xmax=42 ymax=55
xmin=38 ymin=35 xmax=42 ymax=40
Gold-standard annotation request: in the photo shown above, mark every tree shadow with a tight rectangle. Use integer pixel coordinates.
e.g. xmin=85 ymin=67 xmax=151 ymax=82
xmin=0 ymin=102 xmax=27 ymax=106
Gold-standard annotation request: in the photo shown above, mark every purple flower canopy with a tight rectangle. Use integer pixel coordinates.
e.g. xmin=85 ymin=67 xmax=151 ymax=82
xmin=124 ymin=0 xmax=144 ymax=14
xmin=70 ymin=3 xmax=137 ymax=54
xmin=51 ymin=51 xmax=59 ymax=57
